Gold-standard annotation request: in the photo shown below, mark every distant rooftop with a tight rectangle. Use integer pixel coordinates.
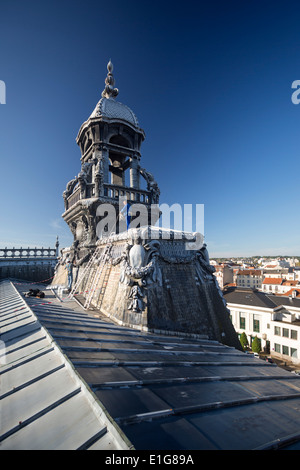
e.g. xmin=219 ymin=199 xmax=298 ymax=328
xmin=223 ymin=287 xmax=277 ymax=309
xmin=224 ymin=286 xmax=300 ymax=310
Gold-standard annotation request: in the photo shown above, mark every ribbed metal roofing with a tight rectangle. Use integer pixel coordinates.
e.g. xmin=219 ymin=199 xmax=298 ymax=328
xmin=3 ymin=279 xmax=300 ymax=450
xmin=0 ymin=280 xmax=131 ymax=450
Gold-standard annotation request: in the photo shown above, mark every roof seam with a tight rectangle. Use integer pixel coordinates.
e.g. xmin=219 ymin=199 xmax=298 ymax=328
xmin=0 ymin=364 xmax=65 ymax=400
xmin=91 ymin=373 xmax=300 ymax=390
xmin=0 ymin=388 xmax=81 ymax=444
xmin=116 ymin=392 xmax=300 ymax=426
xmin=0 ymin=347 xmax=55 ymax=375
xmin=76 ymin=426 xmax=108 ymax=450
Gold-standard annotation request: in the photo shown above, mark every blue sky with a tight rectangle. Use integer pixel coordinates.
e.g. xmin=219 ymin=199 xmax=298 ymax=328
xmin=1 ymin=0 xmax=300 ymax=257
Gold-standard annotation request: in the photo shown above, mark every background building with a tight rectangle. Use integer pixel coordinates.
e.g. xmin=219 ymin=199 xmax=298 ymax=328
xmin=236 ymin=269 xmax=262 ymax=289
xmin=213 ymin=264 xmax=234 ymax=289
xmin=224 ymin=286 xmax=300 ymax=365
xmin=262 ymin=278 xmax=300 ymax=294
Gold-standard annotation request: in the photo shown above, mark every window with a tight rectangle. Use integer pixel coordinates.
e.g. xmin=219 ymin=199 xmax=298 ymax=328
xmin=274 ymin=326 xmax=281 ymax=336
xmin=282 ymin=328 xmax=289 ymax=338
xmin=240 ymin=317 xmax=246 ymax=329
xmin=291 ymin=330 xmax=298 ymax=340
xmin=274 ymin=343 xmax=281 ymax=353
xmin=282 ymin=345 xmax=289 ymax=356
xmin=253 ymin=319 xmax=260 ymax=333
xmin=291 ymin=348 xmax=298 ymax=359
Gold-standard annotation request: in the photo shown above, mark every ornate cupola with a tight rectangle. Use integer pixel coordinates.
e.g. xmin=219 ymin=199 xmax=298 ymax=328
xmin=62 ymin=61 xmax=160 ymax=260
xmin=54 ymin=62 xmax=242 ymax=355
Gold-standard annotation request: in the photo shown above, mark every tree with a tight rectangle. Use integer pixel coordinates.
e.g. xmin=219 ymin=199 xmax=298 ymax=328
xmin=251 ymin=336 xmax=261 ymax=353
xmin=240 ymin=332 xmax=249 ymax=350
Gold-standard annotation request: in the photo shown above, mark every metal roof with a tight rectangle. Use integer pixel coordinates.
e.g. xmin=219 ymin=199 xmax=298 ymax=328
xmin=2 ymin=279 xmax=300 ymax=449
xmin=0 ymin=280 xmax=131 ymax=450
xmin=90 ymin=97 xmax=139 ymax=127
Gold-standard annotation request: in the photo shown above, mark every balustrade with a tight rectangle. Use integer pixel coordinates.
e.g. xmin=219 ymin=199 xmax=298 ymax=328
xmin=66 ymin=182 xmax=152 ymax=209
xmin=67 ymin=186 xmax=81 ymax=208
xmin=103 ymin=183 xmax=151 ymax=204
xmin=0 ymin=247 xmax=57 ymax=259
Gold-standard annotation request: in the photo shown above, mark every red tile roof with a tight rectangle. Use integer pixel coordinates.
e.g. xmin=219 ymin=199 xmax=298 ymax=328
xmin=277 ymin=288 xmax=300 ymax=297
xmin=282 ymin=280 xmax=299 ymax=286
xmin=262 ymin=277 xmax=283 ymax=285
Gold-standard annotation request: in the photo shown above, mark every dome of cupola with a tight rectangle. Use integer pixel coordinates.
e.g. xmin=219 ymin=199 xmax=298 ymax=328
xmin=89 ymin=60 xmax=139 ymax=128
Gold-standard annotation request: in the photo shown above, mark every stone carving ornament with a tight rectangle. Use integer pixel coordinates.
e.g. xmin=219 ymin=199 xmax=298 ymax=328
xmin=114 ymin=237 xmax=162 ymax=287
xmin=102 ymin=231 xmax=226 ymax=314
xmin=110 ymin=236 xmax=162 ymax=313
xmin=139 ymin=167 xmax=160 ymax=204
xmin=128 ymin=285 xmax=144 ymax=312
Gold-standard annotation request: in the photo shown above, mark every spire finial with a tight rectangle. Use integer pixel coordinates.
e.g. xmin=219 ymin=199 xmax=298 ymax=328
xmin=102 ymin=60 xmax=119 ymax=99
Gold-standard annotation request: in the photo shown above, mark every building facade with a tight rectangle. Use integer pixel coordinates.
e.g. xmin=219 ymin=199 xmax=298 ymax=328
xmin=213 ymin=264 xmax=234 ymax=289
xmin=224 ymin=286 xmax=300 ymax=365
xmin=262 ymin=278 xmax=300 ymax=294
xmin=236 ymin=269 xmax=263 ymax=289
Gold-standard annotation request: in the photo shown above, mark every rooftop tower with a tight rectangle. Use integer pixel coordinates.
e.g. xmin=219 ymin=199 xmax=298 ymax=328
xmin=62 ymin=61 xmax=160 ymax=262
xmin=54 ymin=61 xmax=241 ymax=352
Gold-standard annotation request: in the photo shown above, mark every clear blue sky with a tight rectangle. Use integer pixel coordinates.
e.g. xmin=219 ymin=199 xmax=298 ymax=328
xmin=1 ymin=0 xmax=300 ymax=258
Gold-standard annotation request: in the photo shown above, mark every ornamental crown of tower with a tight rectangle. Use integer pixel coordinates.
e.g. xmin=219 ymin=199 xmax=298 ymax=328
xmin=62 ymin=60 xmax=160 ymax=248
